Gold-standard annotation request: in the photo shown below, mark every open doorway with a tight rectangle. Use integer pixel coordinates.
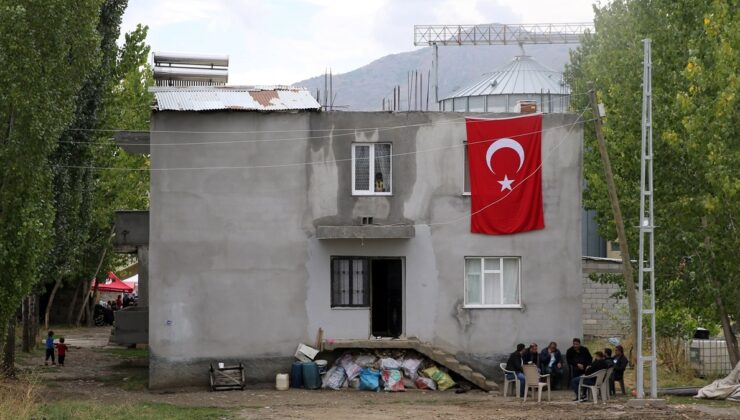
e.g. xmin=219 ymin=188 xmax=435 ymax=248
xmin=371 ymin=258 xmax=403 ymax=338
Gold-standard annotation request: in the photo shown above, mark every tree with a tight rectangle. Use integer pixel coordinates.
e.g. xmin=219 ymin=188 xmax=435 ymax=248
xmin=74 ymin=24 xmax=152 ymax=325
xmin=41 ymin=0 xmax=128 ymax=331
xmin=568 ymin=0 xmax=739 ymax=366
xmin=0 ymin=0 xmax=102 ymax=375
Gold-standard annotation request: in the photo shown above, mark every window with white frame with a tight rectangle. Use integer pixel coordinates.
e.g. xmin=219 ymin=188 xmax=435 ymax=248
xmin=352 ymin=143 xmax=391 ymax=195
xmin=464 ymin=257 xmax=521 ymax=307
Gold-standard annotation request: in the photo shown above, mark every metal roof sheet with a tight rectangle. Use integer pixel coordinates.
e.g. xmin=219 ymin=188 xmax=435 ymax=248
xmin=442 ymin=55 xmax=569 ymax=99
xmin=151 ymin=86 xmax=321 ymax=112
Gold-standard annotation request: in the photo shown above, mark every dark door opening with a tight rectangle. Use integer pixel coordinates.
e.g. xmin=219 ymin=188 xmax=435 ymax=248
xmin=371 ymin=258 xmax=403 ymax=338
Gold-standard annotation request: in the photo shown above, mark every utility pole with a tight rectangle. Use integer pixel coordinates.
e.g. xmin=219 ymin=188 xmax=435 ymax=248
xmin=587 ymin=81 xmax=639 ymax=363
xmin=636 ymin=38 xmax=658 ymax=399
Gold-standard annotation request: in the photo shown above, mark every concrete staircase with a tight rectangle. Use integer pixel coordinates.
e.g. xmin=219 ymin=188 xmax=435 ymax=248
xmin=322 ymin=337 xmax=499 ymax=392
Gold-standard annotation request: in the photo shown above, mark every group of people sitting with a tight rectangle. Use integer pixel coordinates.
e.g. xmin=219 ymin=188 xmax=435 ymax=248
xmin=505 ymin=338 xmax=628 ymax=401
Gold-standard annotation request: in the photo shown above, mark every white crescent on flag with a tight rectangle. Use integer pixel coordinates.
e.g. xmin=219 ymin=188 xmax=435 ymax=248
xmin=485 ymin=138 xmax=525 ymax=174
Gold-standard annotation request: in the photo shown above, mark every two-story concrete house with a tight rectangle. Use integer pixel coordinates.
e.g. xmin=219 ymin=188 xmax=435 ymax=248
xmin=141 ymin=85 xmax=584 ymax=388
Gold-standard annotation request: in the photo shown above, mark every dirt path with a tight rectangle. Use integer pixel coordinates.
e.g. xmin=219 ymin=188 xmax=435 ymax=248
xmin=15 ymin=327 xmax=740 ymax=419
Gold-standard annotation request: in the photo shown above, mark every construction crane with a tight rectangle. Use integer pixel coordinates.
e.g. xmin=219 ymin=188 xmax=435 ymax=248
xmin=413 ymin=23 xmax=594 ymax=106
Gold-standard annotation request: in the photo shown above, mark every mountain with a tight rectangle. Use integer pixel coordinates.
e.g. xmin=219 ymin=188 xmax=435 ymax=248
xmin=293 ymin=44 xmax=576 ymax=111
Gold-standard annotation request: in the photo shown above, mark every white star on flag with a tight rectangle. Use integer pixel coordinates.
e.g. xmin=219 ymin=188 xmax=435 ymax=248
xmin=498 ymin=175 xmax=515 ymax=192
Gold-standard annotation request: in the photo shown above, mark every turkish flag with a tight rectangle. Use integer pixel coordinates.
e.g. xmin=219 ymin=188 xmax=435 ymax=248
xmin=466 ymin=114 xmax=544 ymax=235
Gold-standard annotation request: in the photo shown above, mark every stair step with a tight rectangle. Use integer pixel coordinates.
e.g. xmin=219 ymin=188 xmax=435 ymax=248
xmin=485 ymin=380 xmax=500 ymax=391
xmin=471 ymin=372 xmax=486 ymax=381
xmin=457 ymin=364 xmax=473 ymax=372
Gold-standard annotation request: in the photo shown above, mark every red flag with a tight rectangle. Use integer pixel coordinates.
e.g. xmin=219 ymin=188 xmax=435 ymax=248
xmin=466 ymin=114 xmax=544 ymax=235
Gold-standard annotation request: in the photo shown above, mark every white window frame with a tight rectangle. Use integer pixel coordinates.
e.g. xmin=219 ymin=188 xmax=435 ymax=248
xmin=351 ymin=143 xmax=392 ymax=196
xmin=464 ymin=257 xmax=522 ymax=308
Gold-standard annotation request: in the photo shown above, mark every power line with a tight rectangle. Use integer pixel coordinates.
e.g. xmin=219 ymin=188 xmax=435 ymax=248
xmin=55 ymin=115 xmax=591 ymax=172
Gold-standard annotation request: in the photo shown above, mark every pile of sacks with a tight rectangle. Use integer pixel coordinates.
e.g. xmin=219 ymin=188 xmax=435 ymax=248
xmin=322 ymin=350 xmax=457 ymax=392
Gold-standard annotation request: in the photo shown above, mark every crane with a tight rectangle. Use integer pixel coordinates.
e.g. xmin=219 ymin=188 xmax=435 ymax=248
xmin=413 ymin=23 xmax=594 ymax=107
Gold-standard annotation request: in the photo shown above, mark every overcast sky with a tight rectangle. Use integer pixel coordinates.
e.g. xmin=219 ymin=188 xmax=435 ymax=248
xmin=121 ymin=0 xmax=597 ymax=85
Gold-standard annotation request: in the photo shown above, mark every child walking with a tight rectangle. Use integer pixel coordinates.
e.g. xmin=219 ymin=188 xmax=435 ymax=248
xmin=45 ymin=330 xmax=55 ymax=366
xmin=55 ymin=337 xmax=68 ymax=366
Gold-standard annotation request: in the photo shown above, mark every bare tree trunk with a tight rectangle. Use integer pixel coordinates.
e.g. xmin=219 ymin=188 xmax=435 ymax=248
xmin=76 ymin=227 xmax=114 ymax=326
xmin=588 ymin=83 xmax=639 ymax=359
xmin=31 ymin=294 xmax=39 ymax=349
xmin=2 ymin=316 xmax=16 ymax=377
xmin=75 ymin=279 xmax=92 ymax=326
xmin=66 ymin=280 xmax=83 ymax=324
xmin=21 ymin=296 xmax=31 ymax=352
xmin=711 ymin=276 xmax=740 ymax=367
xmin=44 ymin=277 xmax=64 ymax=330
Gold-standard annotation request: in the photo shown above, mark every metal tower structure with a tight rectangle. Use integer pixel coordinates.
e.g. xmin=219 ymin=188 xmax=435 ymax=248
xmin=636 ymin=38 xmax=657 ymax=399
xmin=413 ymin=23 xmax=594 ymax=105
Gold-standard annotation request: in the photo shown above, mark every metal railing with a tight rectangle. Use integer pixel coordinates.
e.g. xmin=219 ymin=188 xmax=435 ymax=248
xmin=413 ymin=23 xmax=594 ymax=46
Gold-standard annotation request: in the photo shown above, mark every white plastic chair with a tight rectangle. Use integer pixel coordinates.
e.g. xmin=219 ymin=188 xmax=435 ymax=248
xmin=601 ymin=366 xmax=615 ymax=401
xmin=500 ymin=363 xmax=520 ymax=398
xmin=578 ymin=369 xmax=607 ymax=404
xmin=522 ymin=364 xmax=550 ymax=402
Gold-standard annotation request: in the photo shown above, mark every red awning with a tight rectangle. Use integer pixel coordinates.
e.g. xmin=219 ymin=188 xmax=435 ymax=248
xmin=92 ymin=272 xmax=134 ymax=293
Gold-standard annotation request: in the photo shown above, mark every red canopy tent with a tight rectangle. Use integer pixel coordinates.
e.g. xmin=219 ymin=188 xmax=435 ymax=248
xmin=92 ymin=271 xmax=134 ymax=293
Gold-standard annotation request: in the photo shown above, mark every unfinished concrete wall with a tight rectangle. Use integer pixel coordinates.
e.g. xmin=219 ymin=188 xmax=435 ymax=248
xmin=148 ymin=111 xmax=583 ymax=388
xmin=582 ymin=258 xmax=628 ymax=338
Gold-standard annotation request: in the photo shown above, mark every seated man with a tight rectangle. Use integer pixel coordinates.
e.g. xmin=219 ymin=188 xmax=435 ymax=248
xmin=539 ymin=341 xmax=564 ymax=389
xmin=523 ymin=342 xmax=540 ymax=367
xmin=566 ymin=338 xmax=593 ymax=379
xmin=505 ymin=343 xmax=527 ymax=397
xmin=571 ymin=351 xmax=611 ymax=401
xmin=610 ymin=345 xmax=629 ymax=395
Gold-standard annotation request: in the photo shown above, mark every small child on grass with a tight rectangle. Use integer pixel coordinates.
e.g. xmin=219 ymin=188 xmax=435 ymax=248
xmin=55 ymin=337 xmax=68 ymax=366
xmin=45 ymin=330 xmax=55 ymax=366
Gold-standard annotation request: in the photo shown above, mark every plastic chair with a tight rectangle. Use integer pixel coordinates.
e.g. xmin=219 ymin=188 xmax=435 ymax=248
xmin=522 ymin=364 xmax=550 ymax=402
xmin=601 ymin=366 xmax=614 ymax=401
xmin=578 ymin=369 xmax=607 ymax=404
xmin=500 ymin=363 xmax=520 ymax=398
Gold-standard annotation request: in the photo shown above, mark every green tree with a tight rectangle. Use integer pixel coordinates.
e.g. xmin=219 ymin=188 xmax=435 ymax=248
xmin=42 ymin=0 xmax=129 ymax=330
xmin=74 ymin=24 xmax=152 ymax=325
xmin=568 ymin=0 xmax=739 ymax=365
xmin=0 ymin=0 xmax=103 ymax=375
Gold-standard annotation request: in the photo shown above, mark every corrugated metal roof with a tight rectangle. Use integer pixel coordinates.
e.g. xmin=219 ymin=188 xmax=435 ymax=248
xmin=442 ymin=55 xmax=569 ymax=99
xmin=151 ymin=86 xmax=321 ymax=112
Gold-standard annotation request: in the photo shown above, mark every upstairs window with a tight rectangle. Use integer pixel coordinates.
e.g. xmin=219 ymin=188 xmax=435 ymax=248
xmin=352 ymin=143 xmax=391 ymax=195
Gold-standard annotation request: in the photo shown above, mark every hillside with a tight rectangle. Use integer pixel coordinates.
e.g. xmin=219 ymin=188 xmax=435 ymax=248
xmin=293 ymin=44 xmax=575 ymax=111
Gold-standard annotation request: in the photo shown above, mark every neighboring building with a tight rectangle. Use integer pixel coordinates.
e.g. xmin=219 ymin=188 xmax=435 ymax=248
xmin=581 ymin=257 xmax=628 ymax=338
xmin=440 ymin=55 xmax=571 ymax=114
xmin=134 ymin=85 xmax=583 ymax=388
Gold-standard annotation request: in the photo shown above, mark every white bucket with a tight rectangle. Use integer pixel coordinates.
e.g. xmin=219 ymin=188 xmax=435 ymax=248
xmin=275 ymin=373 xmax=289 ymax=391
xmin=315 ymin=359 xmax=328 ymax=374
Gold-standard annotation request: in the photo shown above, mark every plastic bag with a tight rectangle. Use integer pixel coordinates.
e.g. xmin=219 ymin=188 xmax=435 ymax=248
xmin=402 ymin=357 xmax=423 ymax=379
xmin=414 ymin=377 xmax=436 ymax=390
xmin=338 ymin=354 xmax=362 ymax=381
xmin=380 ymin=357 xmax=402 ymax=370
xmin=322 ymin=366 xmax=346 ymax=390
xmin=382 ymin=369 xmax=405 ymax=392
xmin=359 ymin=368 xmax=381 ymax=391
xmin=422 ymin=366 xmax=456 ymax=391
xmin=354 ymin=354 xmax=377 ymax=368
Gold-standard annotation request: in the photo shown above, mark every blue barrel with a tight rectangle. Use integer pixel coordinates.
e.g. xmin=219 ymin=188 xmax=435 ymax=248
xmin=302 ymin=361 xmax=321 ymax=390
xmin=290 ymin=361 xmax=304 ymax=388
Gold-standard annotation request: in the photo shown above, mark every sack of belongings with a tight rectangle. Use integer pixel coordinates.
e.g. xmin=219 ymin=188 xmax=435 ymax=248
xmin=422 ymin=366 xmax=456 ymax=391
xmin=382 ymin=369 xmax=405 ymax=392
xmin=359 ymin=367 xmax=382 ymax=391
xmin=695 ymin=362 xmax=740 ymax=401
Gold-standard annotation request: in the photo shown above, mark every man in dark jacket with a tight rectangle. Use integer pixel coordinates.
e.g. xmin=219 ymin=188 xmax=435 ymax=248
xmin=566 ymin=338 xmax=593 ymax=378
xmin=571 ymin=351 xmax=611 ymax=400
xmin=505 ymin=343 xmax=527 ymax=397
xmin=523 ymin=342 xmax=540 ymax=367
xmin=539 ymin=341 xmax=564 ymax=389
xmin=610 ymin=344 xmax=629 ymax=395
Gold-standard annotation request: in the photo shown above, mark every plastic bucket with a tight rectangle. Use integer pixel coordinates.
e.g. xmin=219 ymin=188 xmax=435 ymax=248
xmin=275 ymin=373 xmax=289 ymax=391
xmin=302 ymin=361 xmax=321 ymax=389
xmin=290 ymin=361 xmax=304 ymax=388
xmin=315 ymin=359 xmax=328 ymax=375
